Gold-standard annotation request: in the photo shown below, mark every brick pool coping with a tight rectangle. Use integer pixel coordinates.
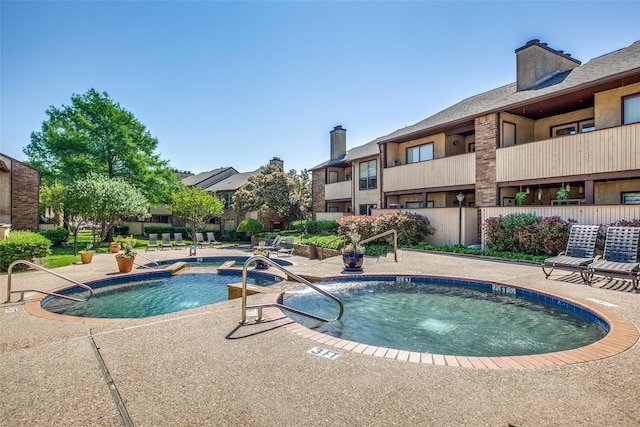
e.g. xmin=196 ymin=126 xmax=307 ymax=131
xmin=257 ymin=283 xmax=639 ymax=369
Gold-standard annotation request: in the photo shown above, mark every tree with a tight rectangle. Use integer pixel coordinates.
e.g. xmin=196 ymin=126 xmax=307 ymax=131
xmin=39 ymin=182 xmax=65 ymax=225
xmin=24 ymin=88 xmax=179 ymax=205
xmin=233 ymin=164 xmax=312 ymax=225
xmin=64 ymin=174 xmax=150 ymax=254
xmin=170 ymin=187 xmax=224 ymax=242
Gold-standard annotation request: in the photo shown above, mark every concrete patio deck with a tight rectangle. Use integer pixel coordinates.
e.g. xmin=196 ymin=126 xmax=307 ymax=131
xmin=1 ymin=246 xmax=639 ymax=426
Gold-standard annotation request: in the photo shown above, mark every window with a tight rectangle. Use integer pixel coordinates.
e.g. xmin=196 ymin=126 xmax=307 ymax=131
xmin=623 ymin=93 xmax=640 ymax=124
xmin=223 ymin=192 xmax=233 ymax=209
xmin=551 ymin=119 xmax=595 ymax=137
xmin=622 ymin=192 xmax=640 ymax=204
xmin=359 ymin=160 xmax=377 ymax=190
xmin=223 ymin=219 xmax=235 ymax=231
xmin=359 ymin=204 xmax=377 ymax=215
xmin=328 ymin=171 xmax=338 ymax=184
xmin=406 ymin=143 xmax=433 ymax=164
xmin=503 ymin=122 xmax=516 ymax=146
xmin=405 ymin=201 xmax=423 ymax=209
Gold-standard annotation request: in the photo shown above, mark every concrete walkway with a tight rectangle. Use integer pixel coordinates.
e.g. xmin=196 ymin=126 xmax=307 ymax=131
xmin=1 ymin=246 xmax=639 ymax=426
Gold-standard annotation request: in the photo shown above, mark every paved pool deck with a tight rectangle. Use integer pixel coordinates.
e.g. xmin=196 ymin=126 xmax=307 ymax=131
xmin=1 ymin=245 xmax=639 ymax=426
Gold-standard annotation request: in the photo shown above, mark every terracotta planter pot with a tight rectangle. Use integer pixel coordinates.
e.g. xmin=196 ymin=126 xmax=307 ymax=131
xmin=110 ymin=243 xmax=121 ymax=253
xmin=342 ymin=252 xmax=364 ymax=271
xmin=116 ymin=256 xmax=135 ymax=273
xmin=80 ymin=252 xmax=94 ymax=264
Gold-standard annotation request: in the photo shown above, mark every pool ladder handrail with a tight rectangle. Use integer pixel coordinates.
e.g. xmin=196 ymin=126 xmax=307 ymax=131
xmin=359 ymin=229 xmax=398 ymax=262
xmin=4 ymin=260 xmax=94 ymax=303
xmin=133 ymin=252 xmax=160 ymax=269
xmin=240 ymin=255 xmax=344 ymax=324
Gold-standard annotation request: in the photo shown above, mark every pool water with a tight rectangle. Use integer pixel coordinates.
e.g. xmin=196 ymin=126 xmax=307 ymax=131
xmin=283 ymin=280 xmax=607 ymax=357
xmin=43 ymin=273 xmax=279 ymax=319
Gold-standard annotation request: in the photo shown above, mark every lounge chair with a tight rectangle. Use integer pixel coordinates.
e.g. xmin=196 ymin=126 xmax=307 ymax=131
xmin=541 ymin=225 xmax=600 ymax=279
xmin=146 ymin=233 xmax=158 ymax=251
xmin=277 ymin=237 xmax=295 ymax=257
xmin=173 ymin=232 xmax=186 ymax=249
xmin=195 ymin=232 xmax=210 ymax=248
xmin=252 ymin=236 xmax=273 ymax=250
xmin=161 ymin=233 xmax=173 ymax=250
xmin=262 ymin=235 xmax=282 ymax=251
xmin=206 ymin=232 xmax=222 ymax=246
xmin=585 ymin=226 xmax=640 ymax=289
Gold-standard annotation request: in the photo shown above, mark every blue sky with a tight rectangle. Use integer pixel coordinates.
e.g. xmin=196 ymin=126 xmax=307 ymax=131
xmin=2 ymin=1 xmax=639 ymax=175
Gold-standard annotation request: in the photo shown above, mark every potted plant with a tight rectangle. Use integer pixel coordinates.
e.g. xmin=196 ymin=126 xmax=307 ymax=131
xmin=110 ymin=236 xmax=122 ymax=253
xmin=252 ymin=246 xmax=270 ymax=270
xmin=79 ymin=243 xmax=96 ymax=264
xmin=515 ymin=191 xmax=527 ymax=206
xmin=342 ymin=233 xmax=365 ymax=272
xmin=115 ymin=235 xmax=137 ymax=273
xmin=556 ymin=186 xmax=570 ymax=204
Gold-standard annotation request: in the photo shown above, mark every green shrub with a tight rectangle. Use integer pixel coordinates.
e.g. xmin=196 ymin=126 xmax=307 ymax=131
xmin=114 ymin=225 xmax=129 ymax=236
xmin=36 ymin=227 xmax=69 ymax=246
xmin=483 ymin=214 xmax=574 ymax=256
xmin=336 ymin=213 xmax=435 ymax=246
xmin=292 ymin=220 xmax=339 ymax=234
xmin=0 ymin=231 xmax=52 ymax=271
xmin=236 ymin=218 xmax=264 ymax=234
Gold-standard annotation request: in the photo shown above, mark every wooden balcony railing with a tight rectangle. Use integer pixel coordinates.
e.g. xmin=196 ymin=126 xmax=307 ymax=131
xmin=383 ymin=153 xmax=475 ymax=192
xmin=497 ymin=123 xmax=640 ymax=182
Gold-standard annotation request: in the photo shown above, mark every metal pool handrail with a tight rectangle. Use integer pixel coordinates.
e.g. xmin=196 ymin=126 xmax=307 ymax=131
xmin=134 ymin=252 xmax=160 ymax=269
xmin=240 ymin=255 xmax=344 ymax=324
xmin=359 ymin=229 xmax=398 ymax=262
xmin=5 ymin=260 xmax=94 ymax=303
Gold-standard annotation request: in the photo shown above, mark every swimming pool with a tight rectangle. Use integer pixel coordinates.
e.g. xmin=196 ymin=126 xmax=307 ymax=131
xmin=42 ymin=270 xmax=280 ymax=319
xmin=283 ymin=277 xmax=608 ymax=357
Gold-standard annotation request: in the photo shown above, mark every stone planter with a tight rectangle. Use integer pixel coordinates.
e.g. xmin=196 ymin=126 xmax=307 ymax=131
xmin=0 ymin=224 xmax=10 ymax=240
xmin=342 ymin=252 xmax=364 ymax=272
xmin=80 ymin=252 xmax=94 ymax=264
xmin=116 ymin=256 xmax=135 ymax=273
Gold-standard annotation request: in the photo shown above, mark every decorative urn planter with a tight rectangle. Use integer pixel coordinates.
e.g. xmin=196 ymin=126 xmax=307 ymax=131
xmin=110 ymin=242 xmax=121 ymax=253
xmin=255 ymin=259 xmax=269 ymax=270
xmin=342 ymin=252 xmax=364 ymax=272
xmin=116 ymin=256 xmax=135 ymax=273
xmin=80 ymin=252 xmax=94 ymax=264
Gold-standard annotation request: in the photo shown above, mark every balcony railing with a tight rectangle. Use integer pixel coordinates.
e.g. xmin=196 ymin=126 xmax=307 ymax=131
xmin=496 ymin=123 xmax=640 ymax=182
xmin=383 ymin=153 xmax=475 ymax=192
xmin=325 ymin=180 xmax=352 ymax=200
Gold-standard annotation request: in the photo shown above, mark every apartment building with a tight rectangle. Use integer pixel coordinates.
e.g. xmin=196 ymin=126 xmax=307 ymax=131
xmin=0 ymin=153 xmax=40 ymax=231
xmin=311 ymin=39 xmax=640 ymax=244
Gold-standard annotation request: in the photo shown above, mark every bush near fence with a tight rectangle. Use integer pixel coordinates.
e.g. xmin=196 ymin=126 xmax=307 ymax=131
xmin=336 ymin=213 xmax=435 ymax=246
xmin=0 ymin=231 xmax=52 ymax=271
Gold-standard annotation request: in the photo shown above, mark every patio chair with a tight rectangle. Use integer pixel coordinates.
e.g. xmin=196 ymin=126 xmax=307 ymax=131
xmin=195 ymin=232 xmax=210 ymax=248
xmin=541 ymin=225 xmax=600 ymax=279
xmin=146 ymin=233 xmax=158 ymax=251
xmin=161 ymin=233 xmax=173 ymax=250
xmin=262 ymin=235 xmax=283 ymax=251
xmin=173 ymin=232 xmax=186 ymax=249
xmin=584 ymin=226 xmax=640 ymax=289
xmin=252 ymin=236 xmax=273 ymax=250
xmin=206 ymin=232 xmax=222 ymax=246
xmin=277 ymin=237 xmax=295 ymax=257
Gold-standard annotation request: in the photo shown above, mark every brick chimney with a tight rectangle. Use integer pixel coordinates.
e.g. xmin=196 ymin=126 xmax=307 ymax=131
xmin=330 ymin=125 xmax=346 ymax=161
xmin=515 ymin=39 xmax=581 ymax=91
xmin=269 ymin=157 xmax=284 ymax=170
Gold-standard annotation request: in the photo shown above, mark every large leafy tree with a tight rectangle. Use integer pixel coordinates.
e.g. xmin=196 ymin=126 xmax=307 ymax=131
xmin=64 ymin=174 xmax=150 ymax=252
xmin=170 ymin=187 xmax=224 ymax=242
xmin=24 ymin=88 xmax=179 ymax=205
xmin=39 ymin=181 xmax=65 ymax=224
xmin=233 ymin=164 xmax=312 ymax=224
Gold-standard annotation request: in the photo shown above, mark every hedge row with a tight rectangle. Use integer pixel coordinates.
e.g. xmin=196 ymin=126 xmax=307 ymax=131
xmin=336 ymin=213 xmax=435 ymax=246
xmin=0 ymin=231 xmax=52 ymax=271
xmin=36 ymin=227 xmax=70 ymax=246
xmin=291 ymin=220 xmax=339 ymax=234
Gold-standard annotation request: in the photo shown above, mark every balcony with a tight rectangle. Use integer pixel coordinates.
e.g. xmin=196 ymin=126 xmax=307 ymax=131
xmin=325 ymin=180 xmax=352 ymax=200
xmin=383 ymin=153 xmax=476 ymax=192
xmin=496 ymin=123 xmax=640 ymax=182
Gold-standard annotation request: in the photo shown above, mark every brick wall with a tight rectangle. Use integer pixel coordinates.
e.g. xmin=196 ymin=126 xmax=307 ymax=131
xmin=474 ymin=114 xmax=499 ymax=207
xmin=10 ymin=159 xmax=40 ymax=230
xmin=311 ymin=169 xmax=326 ymax=219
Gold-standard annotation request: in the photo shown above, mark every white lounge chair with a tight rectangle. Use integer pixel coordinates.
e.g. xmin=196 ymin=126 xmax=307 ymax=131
xmin=146 ymin=233 xmax=158 ymax=251
xmin=277 ymin=237 xmax=295 ymax=257
xmin=161 ymin=233 xmax=173 ymax=250
xmin=206 ymin=232 xmax=222 ymax=246
xmin=173 ymin=232 xmax=186 ymax=249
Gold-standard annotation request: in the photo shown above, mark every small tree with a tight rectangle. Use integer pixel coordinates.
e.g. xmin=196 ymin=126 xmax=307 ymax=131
xmin=64 ymin=174 xmax=150 ymax=254
xmin=236 ymin=218 xmax=265 ymax=238
xmin=170 ymin=187 xmax=224 ymax=242
xmin=233 ymin=164 xmax=312 ymax=224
